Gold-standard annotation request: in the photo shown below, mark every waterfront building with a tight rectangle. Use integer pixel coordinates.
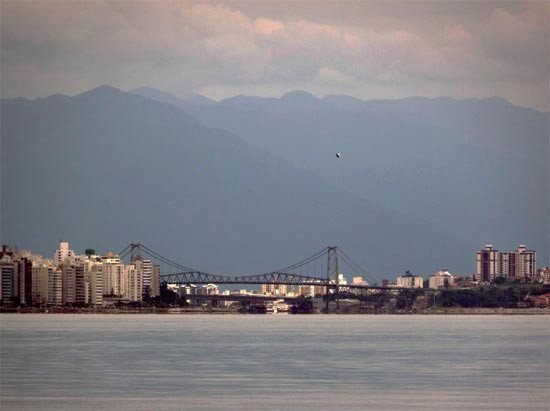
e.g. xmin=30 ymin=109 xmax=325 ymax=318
xmin=4 ymin=254 xmax=33 ymax=305
xmin=260 ymin=283 xmax=288 ymax=295
xmin=141 ymin=259 xmax=152 ymax=296
xmin=32 ymin=265 xmax=51 ymax=305
xmin=476 ymin=244 xmax=537 ymax=282
xmin=54 ymin=241 xmax=75 ymax=266
xmin=151 ymin=265 xmax=161 ymax=296
xmin=49 ymin=268 xmax=63 ymax=305
xmin=125 ymin=260 xmax=143 ymax=301
xmin=102 ymin=253 xmax=125 ymax=296
xmin=74 ymin=265 xmax=86 ymax=304
xmin=298 ymin=285 xmax=315 ymax=297
xmin=89 ymin=265 xmax=103 ymax=306
xmin=352 ymin=276 xmax=368 ymax=286
xmin=181 ymin=284 xmax=198 ymax=296
xmin=514 ymin=245 xmax=536 ymax=278
xmin=200 ymin=284 xmax=219 ymax=295
xmin=396 ymin=271 xmax=423 ymax=288
xmin=337 ymin=273 xmax=347 ymax=285
xmin=84 ymin=255 xmax=104 ymax=306
xmin=61 ymin=264 xmax=76 ymax=304
xmin=476 ymin=244 xmax=500 ymax=282
xmin=429 ymin=270 xmax=454 ymax=289
xmin=0 ymin=255 xmax=15 ymax=303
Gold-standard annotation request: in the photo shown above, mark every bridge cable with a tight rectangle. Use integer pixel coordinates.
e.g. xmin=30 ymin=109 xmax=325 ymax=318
xmin=264 ymin=247 xmax=328 ymax=275
xmin=338 ymin=248 xmax=376 ymax=284
xmin=134 ymin=243 xmax=200 ymax=272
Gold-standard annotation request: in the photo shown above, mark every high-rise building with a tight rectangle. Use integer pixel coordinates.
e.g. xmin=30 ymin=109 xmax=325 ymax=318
xmin=18 ymin=258 xmax=33 ymax=305
xmin=49 ymin=268 xmax=63 ymax=305
xmin=514 ymin=245 xmax=536 ymax=278
xmin=32 ymin=265 xmax=51 ymax=306
xmin=141 ymin=259 xmax=152 ymax=296
xmin=86 ymin=257 xmax=103 ymax=306
xmin=61 ymin=264 xmax=76 ymax=304
xmin=476 ymin=244 xmax=537 ymax=282
xmin=102 ymin=253 xmax=125 ymax=296
xmin=125 ymin=261 xmax=143 ymax=301
xmin=151 ymin=265 xmax=161 ymax=297
xmin=476 ymin=244 xmax=500 ymax=282
xmin=74 ymin=265 xmax=86 ymax=304
xmin=0 ymin=255 xmax=15 ymax=303
xmin=54 ymin=241 xmax=75 ymax=266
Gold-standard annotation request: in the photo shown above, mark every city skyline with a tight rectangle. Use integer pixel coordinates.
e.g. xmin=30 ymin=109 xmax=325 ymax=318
xmin=1 ymin=3 xmax=548 ymax=411
xmin=1 ymin=239 xmax=547 ymax=310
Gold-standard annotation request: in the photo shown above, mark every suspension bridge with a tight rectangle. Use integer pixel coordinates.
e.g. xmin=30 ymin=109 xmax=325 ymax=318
xmin=118 ymin=243 xmax=423 ymax=311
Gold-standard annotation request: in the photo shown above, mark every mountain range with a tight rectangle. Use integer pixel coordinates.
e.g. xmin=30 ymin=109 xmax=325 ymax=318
xmin=1 ymin=85 xmax=548 ymax=279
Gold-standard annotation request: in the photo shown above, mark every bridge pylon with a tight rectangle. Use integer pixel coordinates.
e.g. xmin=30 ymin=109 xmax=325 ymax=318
xmin=129 ymin=243 xmax=142 ymax=262
xmin=326 ymin=246 xmax=340 ymax=311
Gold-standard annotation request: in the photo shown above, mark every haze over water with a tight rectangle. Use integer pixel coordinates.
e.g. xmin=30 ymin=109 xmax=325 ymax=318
xmin=1 ymin=315 xmax=549 ymax=410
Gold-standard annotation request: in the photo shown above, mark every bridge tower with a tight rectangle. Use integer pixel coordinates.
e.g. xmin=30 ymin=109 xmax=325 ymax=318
xmin=129 ymin=243 xmax=142 ymax=262
xmin=326 ymin=246 xmax=340 ymax=311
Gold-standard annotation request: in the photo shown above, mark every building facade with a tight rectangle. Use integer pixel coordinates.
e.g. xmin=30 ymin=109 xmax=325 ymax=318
xmin=429 ymin=270 xmax=454 ymax=289
xmin=476 ymin=244 xmax=537 ymax=282
xmin=396 ymin=273 xmax=424 ymax=288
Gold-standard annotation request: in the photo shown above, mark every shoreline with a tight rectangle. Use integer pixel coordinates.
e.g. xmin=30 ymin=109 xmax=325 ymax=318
xmin=2 ymin=307 xmax=550 ymax=315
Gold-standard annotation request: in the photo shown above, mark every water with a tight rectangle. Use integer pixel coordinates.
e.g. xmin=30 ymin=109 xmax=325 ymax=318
xmin=1 ymin=314 xmax=549 ymax=410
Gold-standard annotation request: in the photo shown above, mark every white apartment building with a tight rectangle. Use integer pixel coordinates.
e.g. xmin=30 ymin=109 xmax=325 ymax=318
xmin=396 ymin=274 xmax=424 ymax=288
xmin=102 ymin=254 xmax=125 ymax=296
xmin=200 ymin=284 xmax=219 ymax=295
xmin=54 ymin=241 xmax=75 ymax=266
xmin=429 ymin=270 xmax=454 ymax=289
xmin=352 ymin=276 xmax=368 ymax=286
xmin=125 ymin=260 xmax=143 ymax=301
xmin=84 ymin=256 xmax=104 ymax=306
xmin=260 ymin=283 xmax=288 ymax=295
xmin=141 ymin=259 xmax=152 ymax=295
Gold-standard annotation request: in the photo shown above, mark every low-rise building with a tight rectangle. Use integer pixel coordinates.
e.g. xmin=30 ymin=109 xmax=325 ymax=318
xmin=396 ymin=271 xmax=423 ymax=288
xmin=352 ymin=276 xmax=369 ymax=286
xmin=429 ymin=270 xmax=454 ymax=289
xmin=260 ymin=283 xmax=288 ymax=295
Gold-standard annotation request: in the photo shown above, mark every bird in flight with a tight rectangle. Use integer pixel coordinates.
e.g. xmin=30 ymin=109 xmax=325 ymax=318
xmin=336 ymin=152 xmax=341 ymax=158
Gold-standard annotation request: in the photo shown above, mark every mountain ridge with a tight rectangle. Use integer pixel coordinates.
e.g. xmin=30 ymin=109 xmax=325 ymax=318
xmin=1 ymin=85 xmax=475 ymax=277
xmin=132 ymin=86 xmax=549 ymax=267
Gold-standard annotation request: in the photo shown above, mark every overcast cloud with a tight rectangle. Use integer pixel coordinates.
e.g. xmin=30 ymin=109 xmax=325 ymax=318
xmin=1 ymin=0 xmax=548 ymax=110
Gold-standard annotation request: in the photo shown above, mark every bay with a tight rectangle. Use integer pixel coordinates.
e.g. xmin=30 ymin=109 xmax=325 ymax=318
xmin=1 ymin=314 xmax=549 ymax=410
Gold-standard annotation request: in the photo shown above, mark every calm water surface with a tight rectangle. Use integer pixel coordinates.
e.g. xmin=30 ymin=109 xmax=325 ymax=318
xmin=1 ymin=314 xmax=549 ymax=410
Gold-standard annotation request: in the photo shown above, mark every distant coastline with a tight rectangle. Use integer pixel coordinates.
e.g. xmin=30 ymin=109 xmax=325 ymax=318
xmin=3 ymin=307 xmax=550 ymax=315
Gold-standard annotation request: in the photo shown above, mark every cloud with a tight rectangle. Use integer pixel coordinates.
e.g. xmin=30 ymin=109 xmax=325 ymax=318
xmin=1 ymin=0 xmax=548 ymax=111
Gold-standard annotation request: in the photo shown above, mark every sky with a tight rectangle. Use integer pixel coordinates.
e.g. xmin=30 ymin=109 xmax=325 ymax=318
xmin=1 ymin=0 xmax=548 ymax=111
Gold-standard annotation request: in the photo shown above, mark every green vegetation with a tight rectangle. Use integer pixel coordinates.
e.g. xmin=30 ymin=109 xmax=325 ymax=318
xmin=436 ymin=284 xmax=550 ymax=308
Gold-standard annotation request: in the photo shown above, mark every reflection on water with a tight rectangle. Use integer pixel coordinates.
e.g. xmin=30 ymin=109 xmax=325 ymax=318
xmin=1 ymin=315 xmax=549 ymax=410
